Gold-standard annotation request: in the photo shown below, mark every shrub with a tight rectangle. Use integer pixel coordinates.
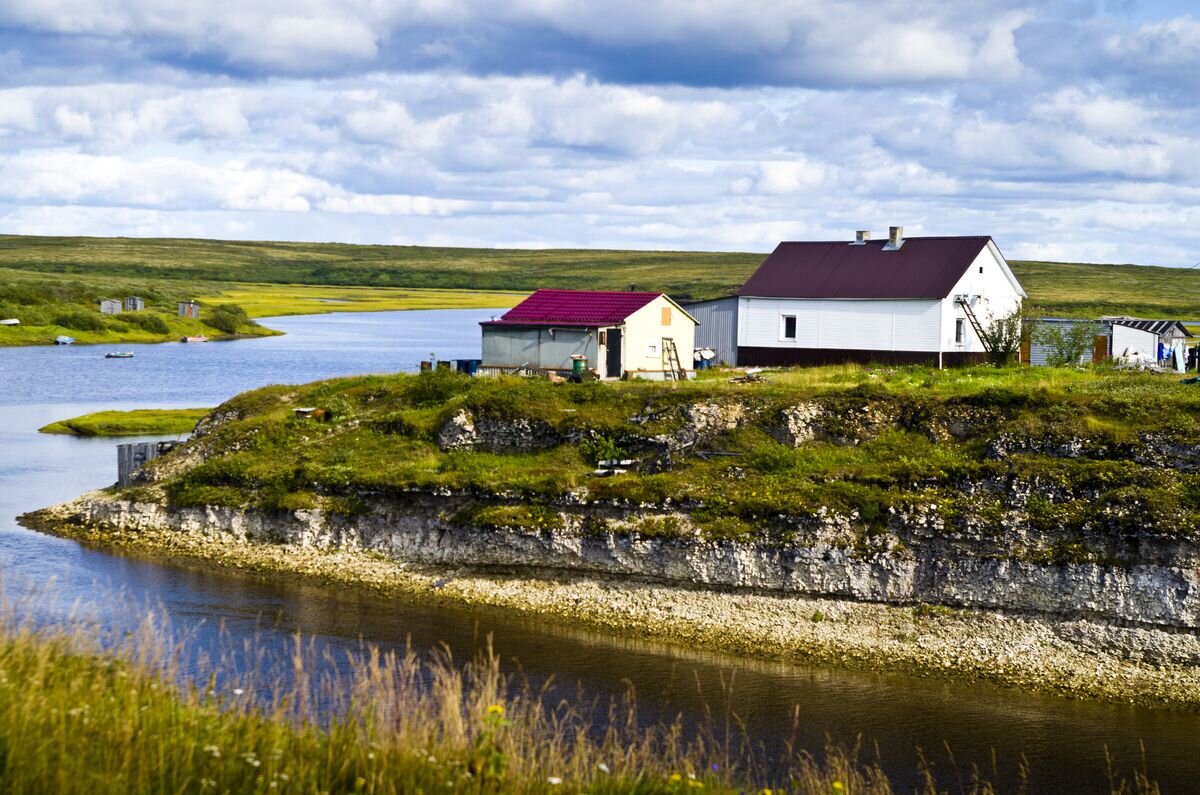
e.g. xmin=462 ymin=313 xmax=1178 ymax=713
xmin=204 ymin=303 xmax=256 ymax=334
xmin=123 ymin=312 xmax=170 ymax=334
xmin=53 ymin=308 xmax=105 ymax=331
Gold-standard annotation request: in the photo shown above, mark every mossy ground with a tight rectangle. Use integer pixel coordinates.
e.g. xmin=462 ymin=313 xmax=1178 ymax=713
xmin=143 ymin=364 xmax=1200 ymax=544
xmin=39 ymin=408 xmax=210 ymax=437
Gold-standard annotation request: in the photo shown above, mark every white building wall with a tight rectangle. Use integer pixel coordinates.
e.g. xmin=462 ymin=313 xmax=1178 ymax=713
xmin=738 ymin=297 xmax=942 ymax=352
xmin=939 ymin=242 xmax=1025 ymax=353
xmin=1112 ymin=325 xmax=1158 ymax=360
xmin=622 ymin=296 xmax=697 ymax=375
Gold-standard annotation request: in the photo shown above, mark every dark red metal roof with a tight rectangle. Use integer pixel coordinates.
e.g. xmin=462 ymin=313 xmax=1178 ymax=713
xmin=482 ymin=288 xmax=662 ymax=327
xmin=737 ymin=236 xmax=993 ymax=299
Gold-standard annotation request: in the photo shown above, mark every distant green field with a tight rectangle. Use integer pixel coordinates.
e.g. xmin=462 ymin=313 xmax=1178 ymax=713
xmin=1 ymin=234 xmax=1197 ymax=318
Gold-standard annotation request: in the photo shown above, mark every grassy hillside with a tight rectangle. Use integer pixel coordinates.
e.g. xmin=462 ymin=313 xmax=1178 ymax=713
xmin=129 ymin=365 xmax=1200 ymax=543
xmin=1 ymin=234 xmax=1197 ymax=318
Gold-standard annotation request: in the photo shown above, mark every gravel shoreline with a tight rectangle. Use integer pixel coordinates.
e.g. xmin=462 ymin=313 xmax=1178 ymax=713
xmin=21 ymin=504 xmax=1200 ymax=711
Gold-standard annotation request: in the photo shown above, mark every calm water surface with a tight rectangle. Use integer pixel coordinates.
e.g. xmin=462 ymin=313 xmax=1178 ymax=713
xmin=1 ymin=310 xmax=1197 ymax=791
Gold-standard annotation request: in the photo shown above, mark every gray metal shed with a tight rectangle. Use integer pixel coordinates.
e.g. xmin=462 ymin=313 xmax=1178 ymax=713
xmin=683 ymin=296 xmax=738 ymax=366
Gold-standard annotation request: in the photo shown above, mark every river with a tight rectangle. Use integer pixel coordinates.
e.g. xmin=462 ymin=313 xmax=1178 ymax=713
xmin=1 ymin=309 xmax=1197 ymax=791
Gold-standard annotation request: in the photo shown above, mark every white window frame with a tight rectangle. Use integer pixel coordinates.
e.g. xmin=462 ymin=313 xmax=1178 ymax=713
xmin=780 ymin=314 xmax=798 ymax=341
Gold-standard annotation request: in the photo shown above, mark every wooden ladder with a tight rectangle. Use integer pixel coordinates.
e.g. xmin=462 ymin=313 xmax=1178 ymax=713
xmin=662 ymin=337 xmax=686 ymax=381
xmin=955 ymin=298 xmax=991 ymax=352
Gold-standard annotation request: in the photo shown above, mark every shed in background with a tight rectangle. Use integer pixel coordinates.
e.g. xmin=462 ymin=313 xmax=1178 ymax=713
xmin=124 ymin=296 xmax=145 ymax=311
xmin=99 ymin=299 xmax=121 ymax=315
xmin=177 ymin=301 xmax=200 ymax=319
xmin=1028 ymin=317 xmax=1107 ymax=366
xmin=683 ymin=296 xmax=738 ymax=366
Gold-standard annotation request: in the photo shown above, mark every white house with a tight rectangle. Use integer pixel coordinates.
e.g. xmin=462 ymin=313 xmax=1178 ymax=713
xmin=732 ymin=227 xmax=1026 ymax=367
xmin=481 ymin=289 xmax=698 ymax=379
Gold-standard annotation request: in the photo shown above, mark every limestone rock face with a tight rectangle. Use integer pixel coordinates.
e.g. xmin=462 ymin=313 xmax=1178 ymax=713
xmin=62 ymin=490 xmax=1200 ymax=633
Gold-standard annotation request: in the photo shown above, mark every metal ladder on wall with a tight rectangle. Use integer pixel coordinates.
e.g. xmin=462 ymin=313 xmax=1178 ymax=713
xmin=661 ymin=337 xmax=686 ymax=381
xmin=955 ymin=297 xmax=991 ymax=352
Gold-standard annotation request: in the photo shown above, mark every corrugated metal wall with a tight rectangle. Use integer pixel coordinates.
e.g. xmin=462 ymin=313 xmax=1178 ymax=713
xmin=1029 ymin=319 xmax=1105 ymax=366
xmin=685 ymin=297 xmax=738 ymax=365
xmin=482 ymin=327 xmax=596 ymax=370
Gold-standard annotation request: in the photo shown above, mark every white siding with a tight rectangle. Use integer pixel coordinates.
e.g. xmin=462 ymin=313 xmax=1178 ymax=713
xmin=1112 ymin=325 xmax=1158 ymax=359
xmin=738 ymin=297 xmax=942 ymax=352
xmin=939 ymin=242 xmax=1025 ymax=352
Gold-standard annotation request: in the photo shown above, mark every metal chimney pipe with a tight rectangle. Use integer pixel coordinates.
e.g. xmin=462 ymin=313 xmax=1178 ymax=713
xmin=885 ymin=226 xmax=904 ymax=250
xmin=852 ymin=230 xmax=870 ymax=245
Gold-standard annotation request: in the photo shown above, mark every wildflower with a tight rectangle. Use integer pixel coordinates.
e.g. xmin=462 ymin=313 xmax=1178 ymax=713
xmin=597 ymin=763 xmax=610 ymax=774
xmin=203 ymin=745 xmax=221 ymax=759
xmin=832 ymin=783 xmax=845 ymax=793
xmin=689 ymin=782 xmax=704 ymax=789
xmin=486 ymin=704 xmax=505 ymax=717
xmin=233 ymin=688 xmax=245 ymax=696
xmin=367 ymin=752 xmax=376 ymax=760
xmin=547 ymin=777 xmax=563 ymax=785
xmin=670 ymin=773 xmax=683 ymax=783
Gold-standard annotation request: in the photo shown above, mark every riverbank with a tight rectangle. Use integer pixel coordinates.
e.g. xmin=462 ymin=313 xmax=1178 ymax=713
xmin=23 ymin=492 xmax=1200 ymax=711
xmin=0 ymin=265 xmax=519 ymax=346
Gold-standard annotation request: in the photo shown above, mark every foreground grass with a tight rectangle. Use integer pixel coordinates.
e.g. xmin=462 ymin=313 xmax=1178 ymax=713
xmin=0 ymin=604 xmax=1162 ymax=795
xmin=39 ymin=408 xmax=210 ymax=437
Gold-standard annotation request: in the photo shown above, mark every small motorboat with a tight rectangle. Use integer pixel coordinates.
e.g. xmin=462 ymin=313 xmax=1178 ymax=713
xmin=54 ymin=335 xmax=75 ymax=345
xmin=180 ymin=335 xmax=209 ymax=343
xmin=105 ymin=351 xmax=135 ymax=359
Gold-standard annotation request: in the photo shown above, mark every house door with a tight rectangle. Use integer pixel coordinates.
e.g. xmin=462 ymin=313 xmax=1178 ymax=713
xmin=606 ymin=328 xmax=622 ymax=378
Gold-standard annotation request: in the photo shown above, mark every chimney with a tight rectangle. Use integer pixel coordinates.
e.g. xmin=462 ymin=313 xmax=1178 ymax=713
xmin=851 ymin=230 xmax=870 ymax=245
xmin=884 ymin=225 xmax=904 ymax=250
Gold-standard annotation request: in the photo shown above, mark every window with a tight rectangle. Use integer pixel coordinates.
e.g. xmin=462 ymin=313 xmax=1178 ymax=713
xmin=979 ymin=266 xmax=983 ymax=274
xmin=598 ymin=330 xmax=608 ymax=346
xmin=955 ymin=318 xmax=965 ymax=344
xmin=781 ymin=315 xmax=797 ymax=340
xmin=661 ymin=307 xmax=672 ymax=326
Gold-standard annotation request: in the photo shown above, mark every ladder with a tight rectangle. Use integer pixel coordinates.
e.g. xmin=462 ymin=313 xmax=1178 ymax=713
xmin=662 ymin=337 xmax=686 ymax=381
xmin=955 ymin=298 xmax=991 ymax=352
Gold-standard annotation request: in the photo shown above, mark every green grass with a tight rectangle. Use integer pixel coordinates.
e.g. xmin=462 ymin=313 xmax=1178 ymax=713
xmin=2 ymin=233 xmax=1200 ymax=317
xmin=0 ymin=604 xmax=1161 ymax=795
xmin=142 ymin=365 xmax=1200 ymax=543
xmin=39 ymin=408 xmax=210 ymax=437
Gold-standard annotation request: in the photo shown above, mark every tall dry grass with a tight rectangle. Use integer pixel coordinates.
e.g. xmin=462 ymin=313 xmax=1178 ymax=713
xmin=0 ymin=592 xmax=1162 ymax=795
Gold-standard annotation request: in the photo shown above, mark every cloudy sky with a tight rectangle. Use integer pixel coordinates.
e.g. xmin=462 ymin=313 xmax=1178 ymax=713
xmin=1 ymin=1 xmax=1198 ymax=264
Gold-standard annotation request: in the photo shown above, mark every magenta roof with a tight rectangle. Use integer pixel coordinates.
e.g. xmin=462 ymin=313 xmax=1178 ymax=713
xmin=737 ymin=236 xmax=994 ymax=300
xmin=483 ymin=289 xmax=662 ymax=327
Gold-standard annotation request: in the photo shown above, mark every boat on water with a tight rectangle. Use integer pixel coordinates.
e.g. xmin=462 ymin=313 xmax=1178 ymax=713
xmin=0 ymin=318 xmax=19 ymax=326
xmin=54 ymin=336 xmax=75 ymax=345
xmin=104 ymin=352 xmax=135 ymax=359
xmin=180 ymin=335 xmax=209 ymax=343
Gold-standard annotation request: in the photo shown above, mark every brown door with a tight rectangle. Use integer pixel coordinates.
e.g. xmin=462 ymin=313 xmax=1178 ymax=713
xmin=1093 ymin=335 xmax=1108 ymax=363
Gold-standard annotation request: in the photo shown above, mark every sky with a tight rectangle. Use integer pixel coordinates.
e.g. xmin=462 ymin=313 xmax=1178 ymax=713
xmin=1 ymin=1 xmax=1199 ymax=265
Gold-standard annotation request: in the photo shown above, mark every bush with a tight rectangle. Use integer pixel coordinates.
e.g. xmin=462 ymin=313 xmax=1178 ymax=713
xmin=53 ymin=309 xmax=105 ymax=331
xmin=203 ymin=304 xmax=256 ymax=334
xmin=123 ymin=312 xmax=170 ymax=334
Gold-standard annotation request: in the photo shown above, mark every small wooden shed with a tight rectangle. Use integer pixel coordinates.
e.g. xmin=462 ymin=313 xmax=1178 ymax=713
xmin=177 ymin=301 xmax=200 ymax=319
xmin=99 ymin=299 xmax=122 ymax=315
xmin=124 ymin=296 xmax=145 ymax=311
